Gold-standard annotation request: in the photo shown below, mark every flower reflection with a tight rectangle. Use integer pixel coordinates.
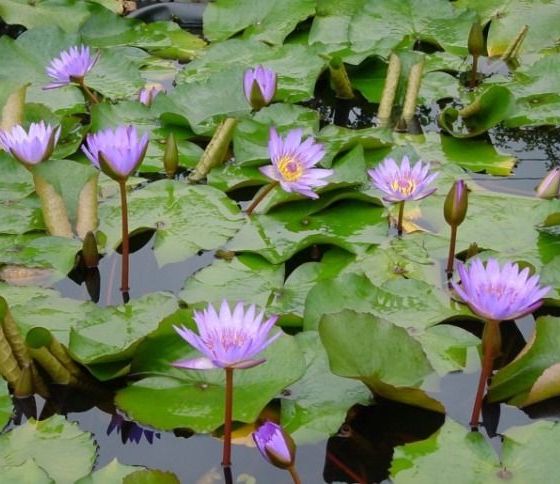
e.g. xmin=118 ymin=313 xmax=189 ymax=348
xmin=107 ymin=413 xmax=160 ymax=445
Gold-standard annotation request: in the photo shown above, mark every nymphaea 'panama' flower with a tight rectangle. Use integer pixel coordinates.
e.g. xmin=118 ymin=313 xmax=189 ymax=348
xmin=244 ymin=65 xmax=277 ymax=110
xmin=45 ymin=45 xmax=98 ymax=89
xmin=0 ymin=121 xmax=60 ymax=165
xmin=535 ymin=167 xmax=560 ymax=199
xmin=173 ymin=300 xmax=281 ymax=370
xmin=260 ymin=127 xmax=333 ymax=199
xmin=253 ymin=421 xmax=295 ymax=470
xmin=368 ymin=156 xmax=438 ymax=202
xmin=82 ymin=125 xmax=149 ymax=180
xmin=452 ymin=258 xmax=551 ymax=321
xmin=138 ymin=83 xmax=165 ymax=106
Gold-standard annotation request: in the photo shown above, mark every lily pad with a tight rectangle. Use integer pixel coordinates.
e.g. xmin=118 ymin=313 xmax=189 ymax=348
xmin=0 ymin=379 xmax=11 ymax=429
xmin=0 ymin=415 xmax=96 ymax=484
xmin=0 ymin=154 xmax=34 ymax=202
xmin=1 ymin=459 xmax=53 ymax=484
xmin=76 ymin=459 xmax=144 ymax=484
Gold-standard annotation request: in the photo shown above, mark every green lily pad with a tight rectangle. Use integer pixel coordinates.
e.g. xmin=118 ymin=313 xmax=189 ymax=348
xmin=0 ymin=196 xmax=44 ymax=235
xmin=203 ymin=0 xmax=316 ymax=45
xmin=281 ymin=331 xmax=371 ymax=443
xmin=76 ymin=459 xmax=144 ymax=484
xmin=123 ymin=469 xmax=180 ymax=484
xmin=179 ymin=253 xmax=284 ymax=309
xmin=489 ymin=316 xmax=560 ymax=407
xmin=0 ymin=379 xmax=11 ymax=428
xmin=1 ymin=459 xmax=53 ymax=484
xmin=319 ymin=310 xmax=443 ymax=411
xmin=116 ymin=331 xmax=305 ymax=433
xmin=0 ymin=415 xmax=96 ymax=484
xmin=0 ymin=154 xmax=34 ymax=202
xmin=98 ymin=180 xmax=244 ymax=266
xmin=391 ymin=418 xmax=560 ymax=483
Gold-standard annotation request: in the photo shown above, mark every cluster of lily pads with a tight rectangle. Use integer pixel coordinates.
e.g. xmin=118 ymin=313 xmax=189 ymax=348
xmin=0 ymin=0 xmax=560 ymax=482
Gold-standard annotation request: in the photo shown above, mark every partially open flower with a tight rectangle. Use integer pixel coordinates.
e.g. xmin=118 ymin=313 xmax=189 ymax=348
xmin=253 ymin=421 xmax=296 ymax=470
xmin=82 ymin=125 xmax=149 ymax=180
xmin=243 ymin=65 xmax=277 ymax=110
xmin=0 ymin=121 xmax=60 ymax=166
xmin=368 ymin=156 xmax=438 ymax=202
xmin=172 ymin=300 xmax=281 ymax=370
xmin=260 ymin=127 xmax=333 ymax=199
xmin=138 ymin=83 xmax=165 ymax=106
xmin=44 ymin=45 xmax=98 ymax=89
xmin=452 ymin=258 xmax=551 ymax=321
xmin=535 ymin=168 xmax=560 ymax=199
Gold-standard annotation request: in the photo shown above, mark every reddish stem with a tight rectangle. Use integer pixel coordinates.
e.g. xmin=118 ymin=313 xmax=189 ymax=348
xmin=326 ymin=451 xmax=367 ymax=484
xmin=288 ymin=465 xmax=302 ymax=484
xmin=118 ymin=180 xmax=130 ymax=295
xmin=397 ymin=200 xmax=405 ymax=236
xmin=246 ymin=182 xmax=278 ymax=216
xmin=222 ymin=367 xmax=234 ymax=467
xmin=446 ymin=224 xmax=458 ymax=277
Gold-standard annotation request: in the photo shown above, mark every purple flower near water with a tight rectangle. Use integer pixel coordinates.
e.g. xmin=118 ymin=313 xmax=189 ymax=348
xmin=44 ymin=45 xmax=98 ymax=89
xmin=172 ymin=300 xmax=281 ymax=370
xmin=244 ymin=65 xmax=277 ymax=110
xmin=82 ymin=125 xmax=149 ymax=180
xmin=452 ymin=258 xmax=551 ymax=322
xmin=253 ymin=421 xmax=295 ymax=470
xmin=368 ymin=156 xmax=438 ymax=202
xmin=260 ymin=127 xmax=333 ymax=199
xmin=138 ymin=83 xmax=165 ymax=106
xmin=0 ymin=121 xmax=60 ymax=165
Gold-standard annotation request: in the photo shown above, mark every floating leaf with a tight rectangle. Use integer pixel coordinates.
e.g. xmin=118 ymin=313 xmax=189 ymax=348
xmin=0 ymin=379 xmax=11 ymax=428
xmin=1 ymin=458 xmax=53 ymax=484
xmin=76 ymin=459 xmax=144 ymax=484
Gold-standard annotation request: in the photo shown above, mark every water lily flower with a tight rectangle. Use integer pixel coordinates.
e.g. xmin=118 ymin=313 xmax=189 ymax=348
xmin=253 ymin=421 xmax=295 ymax=469
xmin=444 ymin=179 xmax=469 ymax=276
xmin=138 ymin=83 xmax=165 ymax=106
xmin=535 ymin=167 xmax=560 ymax=199
xmin=0 ymin=121 xmax=60 ymax=166
xmin=368 ymin=156 xmax=438 ymax=235
xmin=244 ymin=65 xmax=277 ymax=110
xmin=452 ymin=257 xmax=550 ymax=322
xmin=173 ymin=300 xmax=281 ymax=370
xmin=44 ymin=45 xmax=98 ymax=89
xmin=82 ymin=125 xmax=149 ymax=180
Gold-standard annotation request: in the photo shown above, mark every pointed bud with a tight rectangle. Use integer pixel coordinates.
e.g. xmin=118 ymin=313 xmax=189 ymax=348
xmin=243 ymin=65 xmax=277 ymax=111
xmin=82 ymin=231 xmax=99 ymax=268
xmin=444 ymin=180 xmax=469 ymax=227
xmin=14 ymin=364 xmax=33 ymax=398
xmin=164 ymin=132 xmax=179 ymax=178
xmin=535 ymin=168 xmax=560 ymax=199
xmin=253 ymin=421 xmax=296 ymax=470
xmin=468 ymin=21 xmax=485 ymax=57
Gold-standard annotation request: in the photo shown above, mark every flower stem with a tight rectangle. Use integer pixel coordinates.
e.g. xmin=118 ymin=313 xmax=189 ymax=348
xmin=246 ymin=182 xmax=278 ymax=216
xmin=397 ymin=200 xmax=405 ymax=236
xmin=222 ymin=367 xmax=234 ymax=467
xmin=446 ymin=224 xmax=458 ymax=278
xmin=470 ymin=319 xmax=500 ymax=429
xmin=77 ymin=78 xmax=99 ymax=105
xmin=288 ymin=465 xmax=303 ymax=484
xmin=118 ymin=180 xmax=130 ymax=296
xmin=470 ymin=55 xmax=479 ymax=89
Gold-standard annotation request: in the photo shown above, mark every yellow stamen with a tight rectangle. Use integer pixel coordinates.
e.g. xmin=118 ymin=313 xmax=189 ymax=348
xmin=277 ymin=156 xmax=303 ymax=182
xmin=390 ymin=178 xmax=416 ymax=196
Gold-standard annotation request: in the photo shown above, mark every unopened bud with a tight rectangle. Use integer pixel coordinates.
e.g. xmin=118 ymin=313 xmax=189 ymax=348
xmin=82 ymin=231 xmax=99 ymax=268
xmin=164 ymin=132 xmax=179 ymax=178
xmin=468 ymin=21 xmax=485 ymax=57
xmin=535 ymin=168 xmax=560 ymax=199
xmin=444 ymin=180 xmax=469 ymax=227
xmin=253 ymin=421 xmax=296 ymax=470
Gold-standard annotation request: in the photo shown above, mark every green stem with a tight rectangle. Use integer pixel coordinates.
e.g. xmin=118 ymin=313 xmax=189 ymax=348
xmin=288 ymin=466 xmax=303 ymax=484
xmin=76 ymin=78 xmax=99 ymax=105
xmin=470 ymin=319 xmax=500 ymax=429
xmin=397 ymin=201 xmax=405 ymax=236
xmin=222 ymin=367 xmax=234 ymax=467
xmin=118 ymin=180 xmax=130 ymax=295
xmin=246 ymin=182 xmax=278 ymax=216
xmin=446 ymin=224 xmax=458 ymax=277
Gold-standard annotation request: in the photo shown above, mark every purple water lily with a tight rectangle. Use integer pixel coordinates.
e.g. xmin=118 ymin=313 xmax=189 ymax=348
xmin=244 ymin=65 xmax=277 ymax=110
xmin=253 ymin=421 xmax=295 ymax=469
xmin=260 ymin=127 xmax=333 ymax=199
xmin=138 ymin=83 xmax=165 ymax=106
xmin=173 ymin=300 xmax=281 ymax=370
xmin=0 ymin=121 xmax=60 ymax=165
xmin=452 ymin=258 xmax=551 ymax=322
xmin=82 ymin=125 xmax=149 ymax=180
xmin=45 ymin=45 xmax=98 ymax=89
xmin=368 ymin=156 xmax=438 ymax=203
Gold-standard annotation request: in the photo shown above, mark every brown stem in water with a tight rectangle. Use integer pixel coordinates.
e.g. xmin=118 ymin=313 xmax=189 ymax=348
xmin=397 ymin=200 xmax=405 ymax=236
xmin=470 ymin=55 xmax=479 ymax=89
xmin=118 ymin=180 xmax=130 ymax=295
xmin=76 ymin=78 xmax=99 ymax=105
xmin=470 ymin=319 xmax=500 ymax=429
xmin=446 ymin=224 xmax=458 ymax=278
xmin=288 ymin=466 xmax=303 ymax=484
xmin=222 ymin=367 xmax=234 ymax=467
xmin=246 ymin=182 xmax=278 ymax=216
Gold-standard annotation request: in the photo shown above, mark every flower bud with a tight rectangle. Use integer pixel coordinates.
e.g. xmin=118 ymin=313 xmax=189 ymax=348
xmin=535 ymin=168 xmax=560 ymax=199
xmin=164 ymin=132 xmax=179 ymax=178
xmin=468 ymin=21 xmax=485 ymax=57
xmin=81 ymin=231 xmax=99 ymax=268
xmin=444 ymin=180 xmax=468 ymax=227
xmin=243 ymin=66 xmax=277 ymax=111
xmin=252 ymin=421 xmax=296 ymax=470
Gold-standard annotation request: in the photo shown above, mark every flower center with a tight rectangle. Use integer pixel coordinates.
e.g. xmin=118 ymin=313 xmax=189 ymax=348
xmin=205 ymin=328 xmax=249 ymax=352
xmin=390 ymin=178 xmax=417 ymax=196
xmin=277 ymin=156 xmax=303 ymax=182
